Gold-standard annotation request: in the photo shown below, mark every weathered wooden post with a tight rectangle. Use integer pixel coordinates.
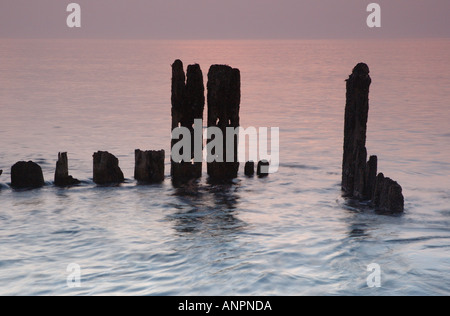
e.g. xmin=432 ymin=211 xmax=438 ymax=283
xmin=55 ymin=152 xmax=80 ymax=186
xmin=207 ymin=65 xmax=241 ymax=180
xmin=342 ymin=63 xmax=371 ymax=199
xmin=11 ymin=161 xmax=45 ymax=189
xmin=372 ymin=173 xmax=404 ymax=214
xmin=342 ymin=63 xmax=404 ymax=213
xmin=135 ymin=149 xmax=165 ymax=183
xmin=171 ymin=60 xmax=205 ymax=182
xmin=93 ymin=151 xmax=124 ymax=185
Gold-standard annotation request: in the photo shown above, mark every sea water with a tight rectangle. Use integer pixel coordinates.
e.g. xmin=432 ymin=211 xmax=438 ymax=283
xmin=0 ymin=39 xmax=449 ymax=295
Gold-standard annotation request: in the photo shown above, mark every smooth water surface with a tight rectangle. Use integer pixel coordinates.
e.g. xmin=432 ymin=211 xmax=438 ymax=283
xmin=0 ymin=39 xmax=449 ymax=295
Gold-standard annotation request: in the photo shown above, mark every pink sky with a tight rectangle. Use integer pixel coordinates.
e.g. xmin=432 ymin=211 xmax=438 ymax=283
xmin=1 ymin=0 xmax=449 ymax=39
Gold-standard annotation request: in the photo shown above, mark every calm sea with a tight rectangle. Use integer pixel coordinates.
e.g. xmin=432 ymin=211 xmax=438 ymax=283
xmin=0 ymin=39 xmax=449 ymax=295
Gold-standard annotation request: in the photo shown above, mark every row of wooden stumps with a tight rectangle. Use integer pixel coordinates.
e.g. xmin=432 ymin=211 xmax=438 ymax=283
xmin=0 ymin=152 xmax=269 ymax=189
xmin=0 ymin=62 xmax=403 ymax=214
xmin=342 ymin=63 xmax=404 ymax=213
xmin=0 ymin=59 xmax=267 ymax=189
xmin=2 ymin=150 xmax=165 ymax=189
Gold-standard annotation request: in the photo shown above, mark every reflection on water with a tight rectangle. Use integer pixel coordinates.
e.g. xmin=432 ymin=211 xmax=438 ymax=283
xmin=169 ymin=180 xmax=246 ymax=235
xmin=348 ymin=225 xmax=369 ymax=239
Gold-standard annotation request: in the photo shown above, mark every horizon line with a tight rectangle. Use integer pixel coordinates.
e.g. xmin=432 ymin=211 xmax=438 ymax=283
xmin=1 ymin=36 xmax=449 ymax=41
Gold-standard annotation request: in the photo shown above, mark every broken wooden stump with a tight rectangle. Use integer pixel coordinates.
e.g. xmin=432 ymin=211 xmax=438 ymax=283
xmin=342 ymin=63 xmax=404 ymax=213
xmin=257 ymin=160 xmax=270 ymax=177
xmin=135 ymin=149 xmax=165 ymax=183
xmin=11 ymin=161 xmax=45 ymax=189
xmin=54 ymin=152 xmax=80 ymax=186
xmin=372 ymin=173 xmax=404 ymax=214
xmin=244 ymin=161 xmax=255 ymax=176
xmin=171 ymin=60 xmax=205 ymax=181
xmin=207 ymin=64 xmax=241 ymax=180
xmin=93 ymin=151 xmax=124 ymax=185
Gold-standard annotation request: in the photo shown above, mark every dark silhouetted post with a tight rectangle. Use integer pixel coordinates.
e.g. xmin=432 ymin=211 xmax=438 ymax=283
xmin=342 ymin=63 xmax=371 ymax=199
xmin=55 ymin=152 xmax=80 ymax=186
xmin=257 ymin=160 xmax=270 ymax=177
xmin=373 ymin=173 xmax=404 ymax=213
xmin=135 ymin=149 xmax=165 ymax=183
xmin=171 ymin=60 xmax=205 ymax=182
xmin=342 ymin=63 xmax=404 ymax=213
xmin=207 ymin=65 xmax=241 ymax=180
xmin=244 ymin=161 xmax=255 ymax=176
xmin=93 ymin=151 xmax=124 ymax=185
xmin=11 ymin=161 xmax=45 ymax=188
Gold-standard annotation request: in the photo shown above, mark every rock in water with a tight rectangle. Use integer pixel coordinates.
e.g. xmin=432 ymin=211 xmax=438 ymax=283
xmin=11 ymin=161 xmax=45 ymax=188
xmin=257 ymin=160 xmax=270 ymax=177
xmin=207 ymin=64 xmax=241 ymax=180
xmin=244 ymin=161 xmax=255 ymax=176
xmin=171 ymin=60 xmax=205 ymax=181
xmin=93 ymin=151 xmax=124 ymax=185
xmin=54 ymin=152 xmax=80 ymax=186
xmin=135 ymin=149 xmax=165 ymax=183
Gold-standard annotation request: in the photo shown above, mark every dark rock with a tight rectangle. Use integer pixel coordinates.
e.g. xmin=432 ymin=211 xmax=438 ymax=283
xmin=171 ymin=60 xmax=205 ymax=181
xmin=135 ymin=149 xmax=165 ymax=183
xmin=93 ymin=151 xmax=124 ymax=185
xmin=257 ymin=160 xmax=270 ymax=177
xmin=11 ymin=161 xmax=45 ymax=188
xmin=54 ymin=152 xmax=80 ymax=186
xmin=207 ymin=64 xmax=241 ymax=180
xmin=0 ymin=170 xmax=2 ymax=177
xmin=244 ymin=161 xmax=255 ymax=176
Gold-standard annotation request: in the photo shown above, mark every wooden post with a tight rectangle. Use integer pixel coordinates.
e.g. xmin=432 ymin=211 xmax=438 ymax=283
xmin=342 ymin=63 xmax=404 ymax=213
xmin=135 ymin=149 xmax=165 ymax=183
xmin=11 ymin=161 xmax=45 ymax=188
xmin=207 ymin=65 xmax=241 ymax=180
xmin=342 ymin=63 xmax=371 ymax=199
xmin=171 ymin=60 xmax=205 ymax=182
xmin=55 ymin=152 xmax=80 ymax=186
xmin=93 ymin=151 xmax=124 ymax=185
